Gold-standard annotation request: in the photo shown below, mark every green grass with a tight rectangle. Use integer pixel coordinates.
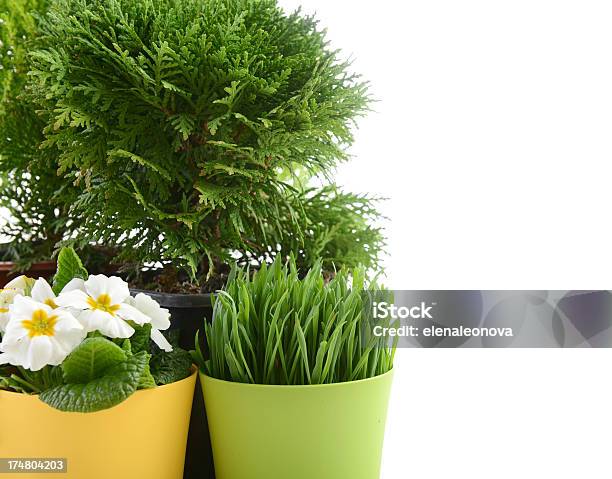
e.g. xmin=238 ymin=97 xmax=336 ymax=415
xmin=194 ymin=258 xmax=396 ymax=385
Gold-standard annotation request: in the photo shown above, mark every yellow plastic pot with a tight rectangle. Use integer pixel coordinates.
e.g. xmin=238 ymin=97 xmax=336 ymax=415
xmin=201 ymin=369 xmax=393 ymax=479
xmin=0 ymin=369 xmax=197 ymax=479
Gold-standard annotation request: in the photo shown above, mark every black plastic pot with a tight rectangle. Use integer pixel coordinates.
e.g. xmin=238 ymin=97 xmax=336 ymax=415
xmin=131 ymin=290 xmax=215 ymax=479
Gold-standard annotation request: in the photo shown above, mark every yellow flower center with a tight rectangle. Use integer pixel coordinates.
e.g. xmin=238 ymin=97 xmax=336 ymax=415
xmin=0 ymin=308 xmax=8 ymax=313
xmin=87 ymin=294 xmax=120 ymax=316
xmin=22 ymin=309 xmax=58 ymax=338
xmin=44 ymin=298 xmax=58 ymax=309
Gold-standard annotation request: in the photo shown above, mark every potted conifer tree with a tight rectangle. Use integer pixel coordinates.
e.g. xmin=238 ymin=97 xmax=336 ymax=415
xmin=194 ymin=257 xmax=396 ymax=479
xmin=26 ymin=0 xmax=385 ymax=341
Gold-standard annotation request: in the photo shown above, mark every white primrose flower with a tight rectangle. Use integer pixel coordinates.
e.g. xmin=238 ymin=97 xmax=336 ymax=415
xmin=0 ymin=288 xmax=22 ymax=333
xmin=0 ymin=295 xmax=85 ymax=371
xmin=55 ymin=275 xmax=151 ymax=339
xmin=4 ymin=275 xmax=36 ymax=292
xmin=128 ymin=293 xmax=173 ymax=352
xmin=0 ymin=275 xmax=34 ymax=332
xmin=30 ymin=278 xmax=59 ymax=308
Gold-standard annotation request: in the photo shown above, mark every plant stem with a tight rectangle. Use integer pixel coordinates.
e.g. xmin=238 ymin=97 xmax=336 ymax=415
xmin=10 ymin=374 xmax=40 ymax=394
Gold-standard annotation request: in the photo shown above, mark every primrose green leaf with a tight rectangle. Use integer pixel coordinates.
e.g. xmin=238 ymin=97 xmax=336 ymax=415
xmin=52 ymin=247 xmax=88 ymax=294
xmin=138 ymin=360 xmax=157 ymax=389
xmin=129 ymin=323 xmax=152 ymax=353
xmin=62 ymin=338 xmax=127 ymax=384
xmin=121 ymin=338 xmax=132 ymax=355
xmin=40 ymin=352 xmax=149 ymax=413
xmin=150 ymin=347 xmax=192 ymax=386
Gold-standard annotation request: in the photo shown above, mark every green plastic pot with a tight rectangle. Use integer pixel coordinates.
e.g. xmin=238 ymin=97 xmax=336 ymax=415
xmin=200 ymin=369 xmax=393 ymax=479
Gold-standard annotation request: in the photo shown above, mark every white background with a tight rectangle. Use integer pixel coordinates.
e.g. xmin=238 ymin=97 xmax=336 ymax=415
xmin=277 ymin=1 xmax=612 ymax=477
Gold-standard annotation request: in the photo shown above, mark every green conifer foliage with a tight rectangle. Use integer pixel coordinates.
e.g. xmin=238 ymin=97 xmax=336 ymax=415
xmin=28 ymin=0 xmax=385 ymax=280
xmin=258 ymin=185 xmax=385 ymax=273
xmin=0 ymin=0 xmax=72 ymax=267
